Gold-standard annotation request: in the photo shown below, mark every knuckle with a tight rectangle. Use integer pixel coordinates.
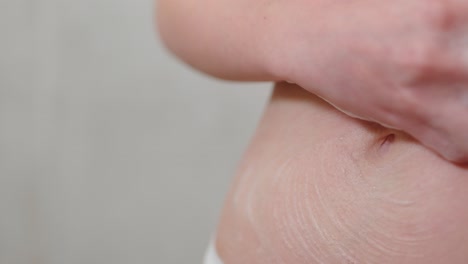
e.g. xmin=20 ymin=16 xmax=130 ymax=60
xmin=419 ymin=0 xmax=456 ymax=31
xmin=388 ymin=84 xmax=428 ymax=126
xmin=393 ymin=42 xmax=444 ymax=84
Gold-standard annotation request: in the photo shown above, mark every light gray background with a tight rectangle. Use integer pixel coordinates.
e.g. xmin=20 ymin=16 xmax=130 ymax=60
xmin=1 ymin=0 xmax=271 ymax=263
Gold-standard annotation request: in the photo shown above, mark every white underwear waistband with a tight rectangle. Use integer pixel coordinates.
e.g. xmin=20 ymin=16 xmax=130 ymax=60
xmin=203 ymin=238 xmax=223 ymax=264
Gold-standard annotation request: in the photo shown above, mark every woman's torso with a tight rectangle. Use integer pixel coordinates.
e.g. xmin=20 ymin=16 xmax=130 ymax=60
xmin=215 ymin=82 xmax=468 ymax=264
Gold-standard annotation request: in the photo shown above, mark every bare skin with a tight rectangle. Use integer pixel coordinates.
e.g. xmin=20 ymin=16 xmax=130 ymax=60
xmin=215 ymin=83 xmax=468 ymax=264
xmin=157 ymin=0 xmax=468 ymax=162
xmin=156 ymin=1 xmax=468 ymax=261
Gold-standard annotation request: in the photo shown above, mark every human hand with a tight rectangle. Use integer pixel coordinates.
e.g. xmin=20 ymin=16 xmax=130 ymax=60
xmin=262 ymin=0 xmax=468 ymax=162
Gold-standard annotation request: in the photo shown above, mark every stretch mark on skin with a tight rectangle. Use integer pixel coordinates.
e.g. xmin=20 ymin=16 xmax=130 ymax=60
xmin=232 ymin=164 xmax=254 ymax=208
xmin=292 ymin=163 xmax=328 ymax=263
xmin=275 ymin=138 xmax=433 ymax=263
xmin=229 ymin=125 xmax=437 ymax=263
xmin=316 ymin=143 xmax=363 ymax=263
xmin=273 ymin=143 xmax=356 ymax=263
xmin=273 ymin=153 xmax=325 ymax=264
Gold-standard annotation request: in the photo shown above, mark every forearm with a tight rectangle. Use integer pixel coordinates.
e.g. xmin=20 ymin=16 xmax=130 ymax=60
xmin=156 ymin=0 xmax=278 ymax=81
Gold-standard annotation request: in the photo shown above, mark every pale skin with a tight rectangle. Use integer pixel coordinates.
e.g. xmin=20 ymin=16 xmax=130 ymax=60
xmin=157 ymin=0 xmax=468 ymax=163
xmin=216 ymin=83 xmax=468 ymax=263
xmin=156 ymin=0 xmax=468 ymax=262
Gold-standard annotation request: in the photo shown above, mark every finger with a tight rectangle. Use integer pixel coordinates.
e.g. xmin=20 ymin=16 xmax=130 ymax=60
xmin=415 ymin=103 xmax=468 ymax=164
